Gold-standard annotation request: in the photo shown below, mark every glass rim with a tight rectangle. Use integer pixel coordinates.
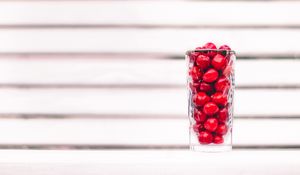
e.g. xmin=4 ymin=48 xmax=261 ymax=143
xmin=186 ymin=49 xmax=236 ymax=55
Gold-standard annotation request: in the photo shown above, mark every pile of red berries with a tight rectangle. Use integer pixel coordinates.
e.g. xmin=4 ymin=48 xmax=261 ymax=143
xmin=187 ymin=42 xmax=233 ymax=145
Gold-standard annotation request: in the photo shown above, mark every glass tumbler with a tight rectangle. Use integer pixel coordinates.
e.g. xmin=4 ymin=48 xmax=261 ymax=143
xmin=186 ymin=49 xmax=235 ymax=152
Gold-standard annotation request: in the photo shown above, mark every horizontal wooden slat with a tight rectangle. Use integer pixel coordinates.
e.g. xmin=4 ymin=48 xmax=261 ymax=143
xmin=0 ymin=29 xmax=299 ymax=56
xmin=0 ymin=118 xmax=298 ymax=146
xmin=0 ymin=150 xmax=300 ymax=175
xmin=0 ymin=88 xmax=299 ymax=116
xmin=0 ymin=58 xmax=299 ymax=88
xmin=0 ymin=1 xmax=299 ymax=27
xmin=0 ymin=58 xmax=184 ymax=86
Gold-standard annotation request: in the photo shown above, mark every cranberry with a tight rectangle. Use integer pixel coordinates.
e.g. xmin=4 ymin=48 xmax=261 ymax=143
xmin=219 ymin=45 xmax=231 ymax=51
xmin=198 ymin=131 xmax=213 ymax=144
xmin=189 ymin=81 xmax=200 ymax=93
xmin=203 ymin=69 xmax=218 ymax=83
xmin=193 ymin=92 xmax=210 ymax=107
xmin=194 ymin=109 xmax=207 ymax=123
xmin=223 ymin=60 xmax=233 ymax=78
xmin=189 ymin=66 xmax=202 ymax=81
xmin=193 ymin=123 xmax=204 ymax=133
xmin=189 ymin=51 xmax=200 ymax=62
xmin=219 ymin=45 xmax=231 ymax=57
xmin=213 ymin=135 xmax=224 ymax=144
xmin=215 ymin=76 xmax=230 ymax=92
xmin=196 ymin=55 xmax=210 ymax=70
xmin=203 ymin=102 xmax=219 ymax=115
xmin=199 ymin=82 xmax=214 ymax=94
xmin=212 ymin=54 xmax=227 ymax=70
xmin=223 ymin=64 xmax=233 ymax=77
xmin=215 ymin=123 xmax=228 ymax=135
xmin=211 ymin=92 xmax=228 ymax=106
xmin=204 ymin=118 xmax=218 ymax=132
xmin=218 ymin=108 xmax=228 ymax=122
xmin=203 ymin=42 xmax=217 ymax=58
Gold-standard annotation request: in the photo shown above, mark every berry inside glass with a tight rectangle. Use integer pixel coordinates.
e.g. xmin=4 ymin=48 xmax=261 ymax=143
xmin=186 ymin=42 xmax=235 ymax=152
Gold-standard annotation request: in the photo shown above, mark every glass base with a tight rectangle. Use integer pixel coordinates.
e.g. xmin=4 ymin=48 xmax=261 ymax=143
xmin=190 ymin=145 xmax=232 ymax=152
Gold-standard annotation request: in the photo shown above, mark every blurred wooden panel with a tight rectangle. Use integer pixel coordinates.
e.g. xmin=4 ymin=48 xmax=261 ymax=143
xmin=0 ymin=29 xmax=300 ymax=56
xmin=0 ymin=150 xmax=300 ymax=175
xmin=0 ymin=58 xmax=185 ymax=86
xmin=0 ymin=58 xmax=299 ymax=88
xmin=0 ymin=118 xmax=299 ymax=146
xmin=0 ymin=88 xmax=299 ymax=117
xmin=0 ymin=1 xmax=299 ymax=27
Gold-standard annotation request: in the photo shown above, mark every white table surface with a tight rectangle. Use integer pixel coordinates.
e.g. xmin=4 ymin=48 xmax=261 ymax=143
xmin=0 ymin=150 xmax=299 ymax=175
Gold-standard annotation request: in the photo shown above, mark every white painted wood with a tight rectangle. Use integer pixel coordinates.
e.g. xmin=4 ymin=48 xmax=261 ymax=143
xmin=0 ymin=88 xmax=299 ymax=116
xmin=0 ymin=28 xmax=299 ymax=56
xmin=0 ymin=58 xmax=299 ymax=87
xmin=0 ymin=58 xmax=185 ymax=86
xmin=0 ymin=118 xmax=298 ymax=145
xmin=0 ymin=150 xmax=299 ymax=175
xmin=236 ymin=59 xmax=300 ymax=87
xmin=0 ymin=1 xmax=299 ymax=26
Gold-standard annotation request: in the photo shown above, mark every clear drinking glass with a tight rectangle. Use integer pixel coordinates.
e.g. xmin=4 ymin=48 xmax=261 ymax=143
xmin=186 ymin=49 xmax=236 ymax=152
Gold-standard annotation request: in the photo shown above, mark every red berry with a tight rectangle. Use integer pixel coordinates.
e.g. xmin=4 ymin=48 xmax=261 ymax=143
xmin=196 ymin=55 xmax=210 ymax=70
xmin=203 ymin=102 xmax=219 ymax=115
xmin=213 ymin=135 xmax=224 ymax=144
xmin=219 ymin=45 xmax=231 ymax=51
xmin=212 ymin=54 xmax=227 ymax=70
xmin=203 ymin=42 xmax=217 ymax=58
xmin=223 ymin=64 xmax=233 ymax=77
xmin=189 ymin=66 xmax=202 ymax=81
xmin=193 ymin=92 xmax=210 ymax=107
xmin=189 ymin=81 xmax=200 ymax=93
xmin=204 ymin=118 xmax=219 ymax=132
xmin=218 ymin=108 xmax=228 ymax=122
xmin=194 ymin=109 xmax=207 ymax=123
xmin=194 ymin=47 xmax=204 ymax=57
xmin=222 ymin=49 xmax=234 ymax=77
xmin=199 ymin=82 xmax=214 ymax=93
xmin=198 ymin=131 xmax=213 ymax=144
xmin=215 ymin=123 xmax=228 ymax=135
xmin=215 ymin=76 xmax=230 ymax=92
xmin=203 ymin=69 xmax=218 ymax=83
xmin=193 ymin=123 xmax=204 ymax=133
xmin=211 ymin=92 xmax=228 ymax=106
xmin=219 ymin=45 xmax=231 ymax=57
xmin=189 ymin=51 xmax=200 ymax=62
xmin=204 ymin=42 xmax=217 ymax=49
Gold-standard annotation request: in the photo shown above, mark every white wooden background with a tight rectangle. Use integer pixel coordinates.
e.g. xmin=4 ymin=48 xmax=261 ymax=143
xmin=0 ymin=0 xmax=300 ymax=174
